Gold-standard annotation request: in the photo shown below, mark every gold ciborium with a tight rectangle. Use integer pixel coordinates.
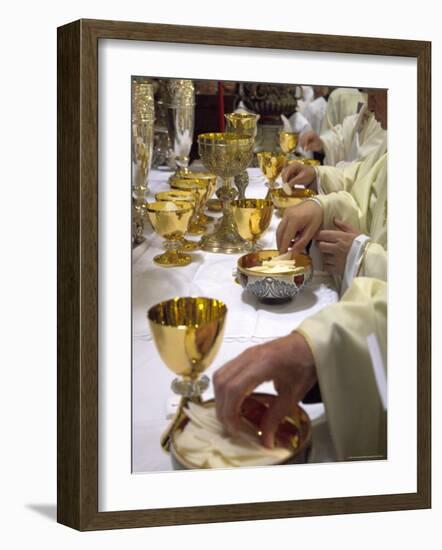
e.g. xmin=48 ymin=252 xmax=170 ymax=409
xmin=198 ymin=132 xmax=254 ymax=254
xmin=148 ymin=297 xmax=227 ymax=451
xmin=257 ymin=151 xmax=286 ymax=198
xmin=146 ymin=201 xmax=194 ymax=267
xmin=231 ymin=199 xmax=274 ymax=251
xmin=279 ymin=130 xmax=298 ymax=160
xmin=225 ymin=113 xmax=260 ymax=200
xmin=169 ymin=179 xmax=209 ymax=235
xmin=155 ymin=190 xmax=199 ymax=251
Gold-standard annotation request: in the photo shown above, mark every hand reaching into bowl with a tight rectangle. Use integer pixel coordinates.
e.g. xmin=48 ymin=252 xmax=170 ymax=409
xmin=281 ymin=162 xmax=317 ymax=193
xmin=213 ymin=332 xmax=316 ymax=448
xmin=276 ymin=200 xmax=323 ymax=255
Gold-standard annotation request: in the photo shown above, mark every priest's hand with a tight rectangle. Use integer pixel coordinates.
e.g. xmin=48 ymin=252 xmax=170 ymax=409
xmin=299 ymin=130 xmax=323 ymax=153
xmin=213 ymin=333 xmax=317 ymax=448
xmin=276 ymin=199 xmax=323 ymax=254
xmin=281 ymin=162 xmax=316 ymax=190
xmin=315 ymin=218 xmax=361 ymax=274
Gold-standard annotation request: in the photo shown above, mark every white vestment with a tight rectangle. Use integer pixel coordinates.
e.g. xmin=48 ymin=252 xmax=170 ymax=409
xmin=320 ymin=105 xmax=387 ymax=167
xmin=297 ymin=277 xmax=387 ymax=461
xmin=316 ymin=152 xmax=388 ymax=284
xmin=320 ymin=88 xmax=368 ymax=134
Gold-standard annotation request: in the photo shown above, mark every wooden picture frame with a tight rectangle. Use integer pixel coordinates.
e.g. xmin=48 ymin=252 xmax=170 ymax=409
xmin=57 ymin=18 xmax=431 ymax=530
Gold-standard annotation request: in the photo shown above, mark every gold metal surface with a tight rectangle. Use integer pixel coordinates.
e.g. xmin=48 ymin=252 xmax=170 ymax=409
xmin=270 ymin=187 xmax=316 ymax=210
xmin=155 ymin=190 xmax=199 ymax=251
xmin=257 ymin=151 xmax=286 ymax=197
xmin=198 ymin=132 xmax=254 ymax=253
xmin=231 ymin=199 xmax=274 ymax=251
xmin=169 ymin=179 xmax=209 ymax=235
xmin=170 ymin=394 xmax=312 ymax=469
xmin=279 ymin=131 xmax=298 ymax=155
xmin=145 ymin=201 xmax=194 ymax=267
xmin=237 ymin=249 xmax=312 ymax=277
xmin=148 ymin=297 xmax=227 ymax=452
xmin=289 ymin=157 xmax=321 ymax=167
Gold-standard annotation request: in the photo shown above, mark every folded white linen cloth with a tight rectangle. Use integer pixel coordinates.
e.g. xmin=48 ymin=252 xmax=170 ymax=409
xmin=174 ymin=402 xmax=291 ymax=468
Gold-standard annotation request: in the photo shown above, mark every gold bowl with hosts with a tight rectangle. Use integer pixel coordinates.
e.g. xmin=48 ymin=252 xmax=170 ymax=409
xmin=170 ymin=393 xmax=312 ymax=469
xmin=235 ymin=249 xmax=313 ymax=303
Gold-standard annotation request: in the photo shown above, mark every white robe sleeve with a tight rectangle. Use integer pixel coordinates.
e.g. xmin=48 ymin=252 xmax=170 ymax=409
xmin=296 ymin=277 xmax=387 ymax=461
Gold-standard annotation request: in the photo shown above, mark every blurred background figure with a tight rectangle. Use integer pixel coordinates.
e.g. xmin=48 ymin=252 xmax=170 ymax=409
xmin=299 ymin=88 xmax=387 ymax=167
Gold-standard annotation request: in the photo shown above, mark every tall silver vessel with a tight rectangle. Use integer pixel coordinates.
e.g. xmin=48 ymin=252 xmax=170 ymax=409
xmin=131 ymin=78 xmax=155 ymax=246
xmin=166 ymin=80 xmax=195 ymax=178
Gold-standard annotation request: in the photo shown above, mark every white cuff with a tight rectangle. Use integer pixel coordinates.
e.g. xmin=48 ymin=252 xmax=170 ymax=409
xmin=341 ymin=234 xmax=371 ymax=296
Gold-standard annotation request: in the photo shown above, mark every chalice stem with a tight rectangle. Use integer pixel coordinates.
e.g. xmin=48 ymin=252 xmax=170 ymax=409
xmin=160 ymin=393 xmax=204 ymax=452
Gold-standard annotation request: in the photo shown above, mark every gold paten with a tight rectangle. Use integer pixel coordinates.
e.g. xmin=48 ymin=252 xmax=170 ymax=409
xmin=198 ymin=132 xmax=254 ymax=254
xmin=170 ymin=394 xmax=312 ymax=469
xmin=231 ymin=199 xmax=274 ymax=251
xmin=270 ymin=187 xmax=316 ymax=212
xmin=289 ymin=157 xmax=321 ymax=167
xmin=147 ymin=297 xmax=227 ymax=451
xmin=145 ymin=201 xmax=193 ymax=267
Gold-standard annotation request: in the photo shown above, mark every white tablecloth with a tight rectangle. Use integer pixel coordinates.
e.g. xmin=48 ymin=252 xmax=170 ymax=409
xmin=133 ymin=167 xmax=339 ymax=472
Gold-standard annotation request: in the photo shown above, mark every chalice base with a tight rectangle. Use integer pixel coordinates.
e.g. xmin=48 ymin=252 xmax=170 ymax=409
xmin=207 ymin=199 xmax=223 ymax=212
xmin=245 ymin=240 xmax=264 ymax=252
xmin=200 ymin=213 xmax=215 ymax=224
xmin=186 ymin=222 xmax=206 ymax=235
xmin=153 ymin=250 xmax=192 ymax=267
xmin=200 ymin=215 xmax=246 ymax=254
xmin=180 ymin=238 xmax=199 ymax=251
xmin=172 ymin=375 xmax=210 ymax=399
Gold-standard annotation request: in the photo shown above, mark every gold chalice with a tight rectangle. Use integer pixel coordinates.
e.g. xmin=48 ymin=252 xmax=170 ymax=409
xmin=198 ymin=132 xmax=255 ymax=253
xmin=170 ymin=171 xmax=217 ymax=225
xmin=279 ymin=131 xmax=298 ymax=160
xmin=145 ymin=201 xmax=194 ymax=267
xmin=225 ymin=113 xmax=260 ymax=200
xmin=148 ymin=296 xmax=227 ymax=451
xmin=169 ymin=178 xmax=209 ymax=235
xmin=155 ymin=190 xmax=200 ymax=251
xmin=231 ymin=199 xmax=274 ymax=251
xmin=257 ymin=151 xmax=286 ymax=198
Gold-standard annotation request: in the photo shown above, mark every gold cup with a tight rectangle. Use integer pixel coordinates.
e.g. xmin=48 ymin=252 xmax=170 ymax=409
xmin=148 ymin=296 xmax=227 ymax=450
xmin=170 ymin=171 xmax=217 ymax=224
xmin=279 ymin=131 xmax=298 ymax=157
xmin=198 ymin=132 xmax=255 ymax=253
xmin=155 ymin=190 xmax=200 ymax=251
xmin=231 ymin=199 xmax=274 ymax=251
xmin=146 ymin=201 xmax=194 ymax=267
xmin=257 ymin=151 xmax=286 ymax=198
xmin=169 ymin=178 xmax=209 ymax=235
